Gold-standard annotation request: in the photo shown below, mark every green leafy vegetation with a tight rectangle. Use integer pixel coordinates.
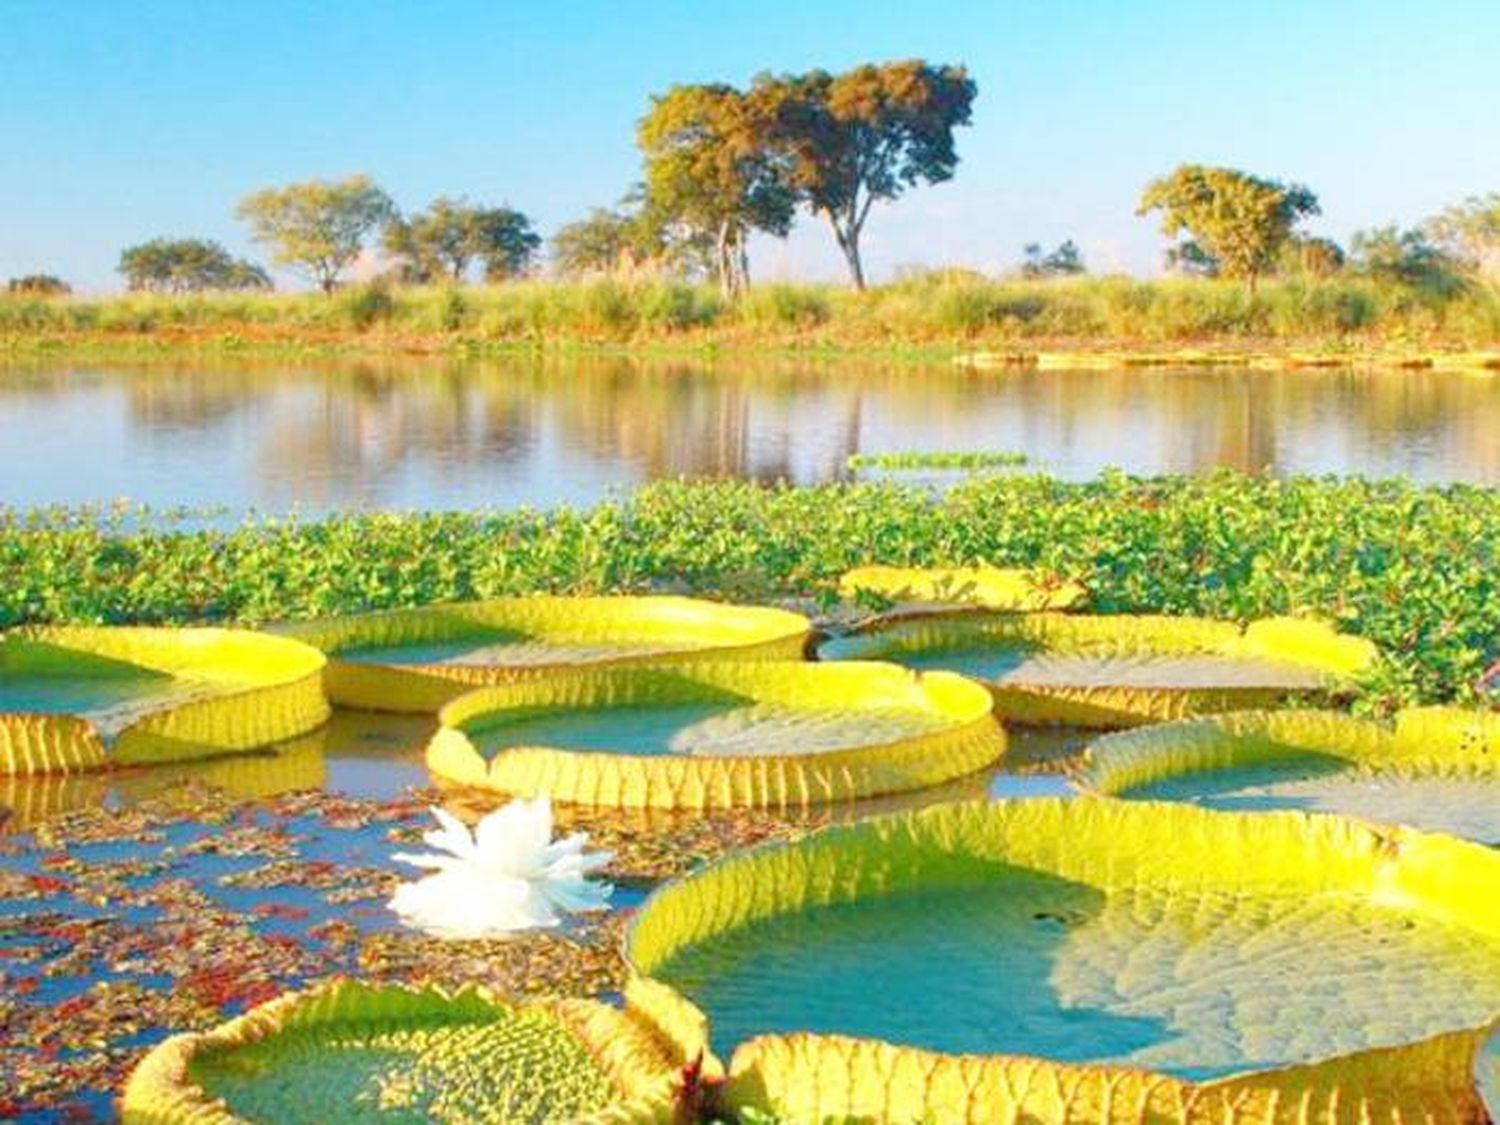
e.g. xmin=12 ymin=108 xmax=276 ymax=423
xmin=847 ymin=450 xmax=1029 ymax=470
xmin=236 ymin=174 xmax=397 ymax=294
xmin=1 ymin=472 xmax=1494 ymax=708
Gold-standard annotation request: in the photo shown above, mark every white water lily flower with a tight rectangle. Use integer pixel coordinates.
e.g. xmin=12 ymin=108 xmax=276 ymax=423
xmin=388 ymin=797 xmax=612 ymax=939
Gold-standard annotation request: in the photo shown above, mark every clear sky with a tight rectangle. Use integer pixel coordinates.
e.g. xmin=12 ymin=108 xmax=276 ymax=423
xmin=3 ymin=0 xmax=1497 ymax=292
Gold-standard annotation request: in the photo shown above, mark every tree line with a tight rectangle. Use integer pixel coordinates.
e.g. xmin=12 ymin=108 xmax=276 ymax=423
xmin=6 ymin=56 xmax=1498 ymax=298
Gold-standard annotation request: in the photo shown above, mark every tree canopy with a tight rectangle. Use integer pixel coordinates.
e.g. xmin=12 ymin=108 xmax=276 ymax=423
xmin=1021 ymin=240 xmax=1085 ymax=278
xmin=6 ymin=274 xmax=70 ymax=296
xmin=1426 ymin=193 xmax=1500 ymax=276
xmin=638 ymin=83 xmax=794 ymax=297
xmin=236 ymin=174 xmax=395 ymax=293
xmin=382 ymin=198 xmax=541 ymax=284
xmin=753 ymin=61 xmax=977 ymax=288
xmin=1137 ymin=165 xmax=1319 ymax=290
xmin=117 ymin=238 xmax=271 ymax=293
xmin=1349 ymin=225 xmax=1464 ymax=292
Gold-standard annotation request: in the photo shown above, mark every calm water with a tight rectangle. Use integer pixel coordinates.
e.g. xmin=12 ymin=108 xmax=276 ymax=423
xmin=1 ymin=356 xmax=1497 ymax=512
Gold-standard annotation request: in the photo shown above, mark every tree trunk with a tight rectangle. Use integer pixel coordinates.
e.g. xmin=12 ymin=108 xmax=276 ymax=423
xmin=827 ymin=213 xmax=866 ymax=290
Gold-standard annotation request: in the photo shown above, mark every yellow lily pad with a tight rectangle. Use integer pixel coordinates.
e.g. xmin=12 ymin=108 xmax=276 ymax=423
xmin=626 ymin=799 xmax=1500 ymax=1123
xmin=819 ymin=612 xmax=1377 ymax=728
xmin=0 ymin=626 xmax=329 ymax=776
xmin=122 ymin=978 xmax=686 ymax=1124
xmin=426 ymin=661 xmax=1005 ymax=810
xmin=1082 ymin=705 xmax=1500 ymax=842
xmin=838 ymin=564 xmax=1088 ymax=610
xmin=282 ymin=596 xmax=812 ymax=714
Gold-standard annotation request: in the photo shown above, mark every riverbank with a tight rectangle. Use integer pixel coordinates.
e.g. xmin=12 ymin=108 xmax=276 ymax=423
xmin=4 ymin=275 xmax=1498 ymax=362
xmin=2 ymin=473 xmax=1495 ymax=708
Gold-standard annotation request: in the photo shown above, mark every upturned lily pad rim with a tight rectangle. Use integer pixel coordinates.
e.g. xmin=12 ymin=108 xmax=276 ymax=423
xmin=1082 ymin=705 xmax=1500 ymax=799
xmin=823 ymin=610 xmax=1379 ymax=728
xmin=623 ymin=798 xmax=1500 ymax=1122
xmin=838 ymin=564 xmax=1089 ymax=610
xmin=280 ymin=595 xmax=814 ymax=714
xmin=121 ymin=977 xmax=685 ymax=1125
xmin=0 ymin=625 xmax=329 ymax=776
xmin=425 ymin=660 xmax=1006 ymax=810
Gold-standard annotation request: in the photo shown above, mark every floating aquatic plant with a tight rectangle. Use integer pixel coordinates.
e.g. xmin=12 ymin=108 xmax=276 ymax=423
xmin=283 ymin=596 xmax=812 ymax=713
xmin=121 ymin=978 xmax=687 ymax=1124
xmin=821 ymin=612 xmax=1378 ymax=727
xmin=625 ymin=799 xmax=1500 ymax=1123
xmin=426 ymin=661 xmax=1005 ymax=810
xmin=1081 ymin=704 xmax=1500 ymax=842
xmin=838 ymin=563 xmax=1087 ymax=610
xmin=390 ymin=798 xmax=612 ymax=939
xmin=0 ymin=626 xmax=328 ymax=776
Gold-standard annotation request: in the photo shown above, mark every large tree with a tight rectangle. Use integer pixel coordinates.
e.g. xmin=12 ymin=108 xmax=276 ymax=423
xmin=236 ymin=174 xmax=395 ymax=294
xmin=753 ymin=61 xmax=976 ymax=289
xmin=1426 ymin=193 xmax=1500 ymax=277
xmin=638 ymin=83 xmax=794 ymax=297
xmin=1349 ymin=225 xmax=1463 ymax=292
xmin=1137 ymin=165 xmax=1319 ymax=292
xmin=383 ymin=198 xmax=541 ymax=283
xmin=118 ymin=238 xmax=270 ymax=293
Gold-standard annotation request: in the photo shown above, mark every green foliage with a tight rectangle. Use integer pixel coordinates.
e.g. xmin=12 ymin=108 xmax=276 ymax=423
xmin=118 ymin=238 xmax=271 ymax=293
xmin=754 ymin=61 xmax=978 ymax=288
xmin=6 ymin=274 xmax=70 ymax=296
xmin=638 ymin=83 xmax=795 ymax=297
xmin=2 ymin=473 xmax=1495 ymax=709
xmin=847 ymin=450 xmax=1029 ymax=470
xmin=1020 ymin=240 xmax=1086 ymax=278
xmin=383 ymin=197 xmax=540 ymax=284
xmin=1426 ymin=192 xmax=1500 ymax=276
xmin=236 ymin=174 xmax=396 ymax=294
xmin=1350 ymin=225 xmax=1468 ymax=295
xmin=1138 ymin=165 xmax=1320 ymax=289
xmin=337 ymin=281 xmax=396 ymax=331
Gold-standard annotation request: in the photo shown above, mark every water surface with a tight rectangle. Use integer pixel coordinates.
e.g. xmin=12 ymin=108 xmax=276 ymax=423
xmin=3 ymin=356 xmax=1497 ymax=512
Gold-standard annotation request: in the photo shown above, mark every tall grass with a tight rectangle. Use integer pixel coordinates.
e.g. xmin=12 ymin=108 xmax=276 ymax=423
xmin=3 ymin=273 xmax=1498 ymax=350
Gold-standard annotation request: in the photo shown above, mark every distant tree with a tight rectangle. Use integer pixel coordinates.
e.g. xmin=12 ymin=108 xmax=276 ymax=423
xmin=1137 ymin=165 xmax=1319 ymax=292
xmin=639 ymin=83 xmax=794 ymax=297
xmin=1020 ymin=240 xmax=1086 ymax=278
xmin=754 ymin=61 xmax=977 ymax=289
xmin=236 ymin=174 xmax=395 ymax=294
xmin=118 ymin=238 xmax=271 ymax=293
xmin=551 ymin=194 xmax=713 ymax=279
xmin=1164 ymin=240 xmax=1219 ymax=277
xmin=1349 ymin=225 xmax=1464 ymax=292
xmin=383 ymin=198 xmax=541 ymax=284
xmin=6 ymin=274 xmax=70 ymax=296
xmin=1279 ymin=236 xmax=1345 ymax=278
xmin=1426 ymin=193 xmax=1500 ymax=277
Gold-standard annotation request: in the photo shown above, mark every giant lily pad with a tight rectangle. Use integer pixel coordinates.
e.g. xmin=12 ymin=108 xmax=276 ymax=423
xmin=838 ymin=564 xmax=1088 ymax=610
xmin=626 ymin=799 xmax=1500 ymax=1123
xmin=0 ymin=626 xmax=329 ymax=776
xmin=819 ymin=612 xmax=1376 ymax=727
xmin=426 ymin=661 xmax=1005 ymax=810
xmin=284 ymin=597 xmax=812 ymax=714
xmin=121 ymin=978 xmax=686 ymax=1124
xmin=1082 ymin=705 xmax=1500 ymax=843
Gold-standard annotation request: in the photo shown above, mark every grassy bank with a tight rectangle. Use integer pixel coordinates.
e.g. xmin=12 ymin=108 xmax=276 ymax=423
xmin=3 ymin=274 xmax=1499 ymax=358
xmin=2 ymin=473 xmax=1495 ymax=708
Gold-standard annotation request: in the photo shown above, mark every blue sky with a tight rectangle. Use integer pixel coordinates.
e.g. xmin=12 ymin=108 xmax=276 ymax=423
xmin=3 ymin=0 xmax=1497 ymax=291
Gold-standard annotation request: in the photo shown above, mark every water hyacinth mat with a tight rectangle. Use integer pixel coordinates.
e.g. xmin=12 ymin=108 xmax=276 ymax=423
xmin=820 ymin=611 xmax=1377 ymax=727
xmin=627 ymin=799 xmax=1500 ymax=1123
xmin=425 ymin=660 xmax=1006 ymax=809
xmin=281 ymin=596 xmax=812 ymax=713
